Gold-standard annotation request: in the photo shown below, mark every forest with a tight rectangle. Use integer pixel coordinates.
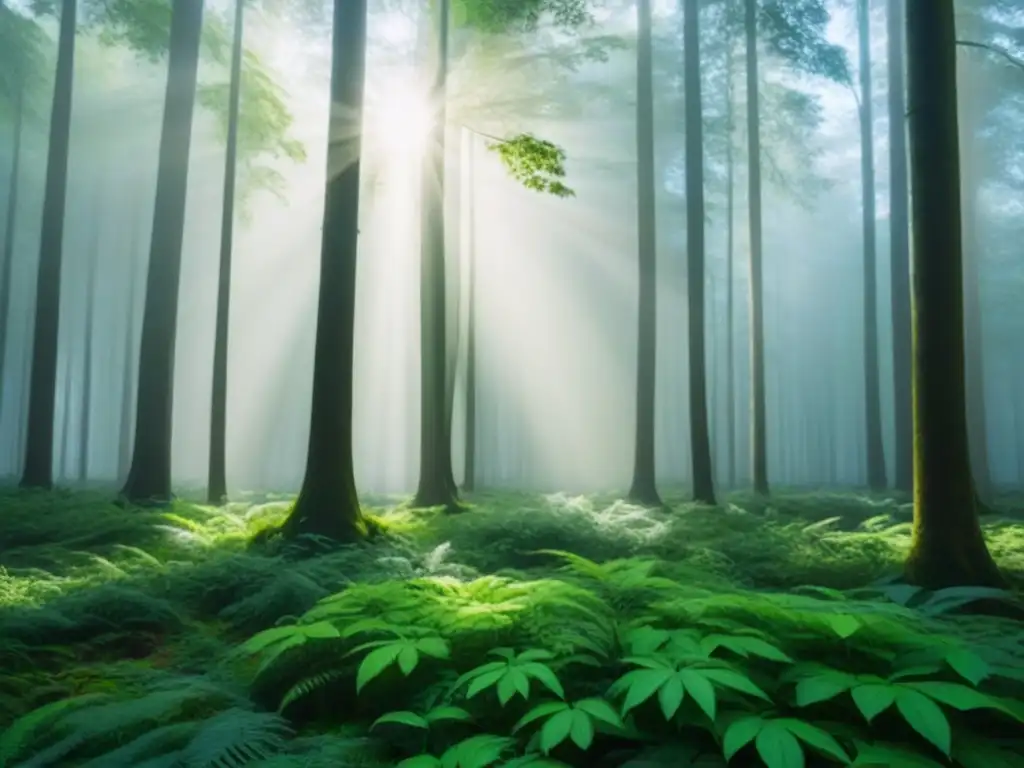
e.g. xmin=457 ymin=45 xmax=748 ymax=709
xmin=0 ymin=0 xmax=1023 ymax=766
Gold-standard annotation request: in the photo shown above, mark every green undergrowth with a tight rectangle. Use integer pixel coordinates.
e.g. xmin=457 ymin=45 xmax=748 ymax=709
xmin=0 ymin=487 xmax=1022 ymax=767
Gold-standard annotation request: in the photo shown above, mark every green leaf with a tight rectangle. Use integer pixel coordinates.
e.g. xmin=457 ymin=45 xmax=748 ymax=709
xmin=574 ymin=698 xmax=623 ymax=728
xmin=907 ymin=681 xmax=1020 ymax=718
xmin=467 ymin=668 xmax=507 ymax=698
xmin=679 ymin=669 xmax=717 ymax=722
xmin=417 ymin=637 xmax=451 ymax=659
xmin=827 ymin=615 xmax=861 ymax=638
xmin=301 ymin=621 xmax=341 ymax=639
xmin=372 ymin=711 xmax=430 ymax=730
xmin=518 ymin=649 xmax=555 ymax=662
xmin=619 ymin=669 xmax=671 ymax=714
xmin=540 ymin=709 xmax=575 ymax=753
xmin=699 ymin=668 xmax=771 ymax=701
xmin=443 ymin=734 xmax=515 ymax=768
xmin=514 ymin=702 xmax=570 ymax=732
xmin=778 ymin=719 xmax=851 ymax=764
xmin=851 ymin=740 xmax=947 ymax=768
xmin=569 ymin=709 xmax=594 ymax=750
xmin=795 ymin=672 xmax=854 ymax=707
xmin=397 ymin=756 xmax=442 ymax=768
xmin=240 ymin=625 xmax=300 ymax=654
xmin=498 ymin=669 xmax=530 ymax=705
xmin=702 ymin=635 xmax=794 ymax=663
xmin=894 ymin=688 xmax=951 ymax=755
xmin=850 ymin=684 xmax=896 ymax=722
xmin=722 ymin=716 xmax=763 ymax=761
xmin=755 ymin=723 xmax=805 ymax=768
xmin=426 ymin=705 xmax=473 ymax=723
xmin=398 ymin=645 xmax=420 ymax=676
xmin=357 ymin=643 xmax=403 ymax=692
xmin=521 ymin=662 xmax=565 ymax=699
xmin=953 ymin=737 xmax=1024 ymax=768
xmin=944 ymin=648 xmax=989 ymax=685
xmin=657 ymin=675 xmax=684 ymax=720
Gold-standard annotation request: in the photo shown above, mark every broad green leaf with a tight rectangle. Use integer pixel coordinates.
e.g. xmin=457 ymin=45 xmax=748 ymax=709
xmin=574 ymin=698 xmax=623 ymax=728
xmin=467 ymin=668 xmax=507 ymax=698
xmin=417 ymin=637 xmax=451 ymax=659
xmin=795 ymin=673 xmax=854 ymax=707
xmin=702 ymin=635 xmax=793 ymax=663
xmin=398 ymin=645 xmax=420 ymax=676
xmin=850 ymin=684 xmax=896 ymax=722
xmin=620 ymin=669 xmax=671 ymax=714
xmin=679 ymin=669 xmax=717 ymax=722
xmin=827 ymin=615 xmax=860 ymax=638
xmin=519 ymin=649 xmax=555 ymax=662
xmin=302 ymin=621 xmax=341 ymax=639
xmin=894 ymin=689 xmax=951 ymax=755
xmin=521 ymin=662 xmax=565 ymax=699
xmin=906 ymin=681 xmax=1013 ymax=716
xmin=657 ymin=675 xmax=684 ymax=720
xmin=569 ymin=709 xmax=594 ymax=750
xmin=626 ymin=626 xmax=670 ymax=655
xmin=397 ymin=756 xmax=442 ymax=768
xmin=357 ymin=644 xmax=403 ymax=692
xmin=498 ymin=669 xmax=530 ymax=705
xmin=944 ymin=648 xmax=989 ymax=686
xmin=722 ymin=716 xmax=763 ymax=761
xmin=240 ymin=625 xmax=299 ymax=653
xmin=700 ymin=668 xmax=771 ymax=701
xmin=851 ymin=740 xmax=947 ymax=768
xmin=426 ymin=705 xmax=473 ymax=723
xmin=540 ymin=709 xmax=575 ymax=753
xmin=514 ymin=702 xmax=570 ymax=732
xmin=778 ymin=719 xmax=851 ymax=764
xmin=755 ymin=723 xmax=805 ymax=768
xmin=443 ymin=735 xmax=514 ymax=768
xmin=372 ymin=711 xmax=429 ymax=730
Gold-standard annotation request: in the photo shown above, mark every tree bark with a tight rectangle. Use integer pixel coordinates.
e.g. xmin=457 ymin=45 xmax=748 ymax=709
xmin=281 ymin=0 xmax=369 ymax=540
xmin=121 ymin=1 xmax=204 ymax=505
xmin=887 ymin=0 xmax=912 ymax=494
xmin=207 ymin=0 xmax=245 ymax=506
xmin=857 ymin=0 xmax=887 ymax=491
xmin=627 ymin=0 xmax=662 ymax=508
xmin=684 ymin=0 xmax=715 ymax=505
xmin=20 ymin=0 xmax=76 ymax=490
xmin=724 ymin=3 xmax=736 ymax=490
xmin=903 ymin=0 xmax=1003 ymax=589
xmin=744 ymin=0 xmax=769 ymax=496
xmin=77 ymin=206 xmax=100 ymax=482
xmin=0 ymin=70 xmax=23 ymax=426
xmin=463 ymin=129 xmax=477 ymax=492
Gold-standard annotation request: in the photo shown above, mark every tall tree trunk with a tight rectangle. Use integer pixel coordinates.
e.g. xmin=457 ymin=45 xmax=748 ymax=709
xmin=77 ymin=207 xmax=100 ymax=482
xmin=0 ymin=69 xmax=23 ymax=426
xmin=463 ymin=128 xmax=477 ymax=492
xmin=20 ymin=0 xmax=76 ymax=490
xmin=857 ymin=0 xmax=887 ymax=491
xmin=724 ymin=3 xmax=736 ymax=490
xmin=58 ymin=350 xmax=73 ymax=480
xmin=280 ymin=0 xmax=368 ymax=540
xmin=903 ymin=0 xmax=1003 ymax=589
xmin=744 ymin=0 xmax=769 ymax=495
xmin=207 ymin=0 xmax=245 ymax=506
xmin=887 ymin=0 xmax=912 ymax=494
xmin=627 ymin=0 xmax=662 ymax=507
xmin=413 ymin=0 xmax=459 ymax=510
xmin=119 ymin=235 xmax=141 ymax=483
xmin=121 ymin=1 xmax=204 ymax=504
xmin=684 ymin=0 xmax=715 ymax=505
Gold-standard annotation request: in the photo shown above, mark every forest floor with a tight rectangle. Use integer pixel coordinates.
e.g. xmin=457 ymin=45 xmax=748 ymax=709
xmin=1 ymin=487 xmax=1023 ymax=767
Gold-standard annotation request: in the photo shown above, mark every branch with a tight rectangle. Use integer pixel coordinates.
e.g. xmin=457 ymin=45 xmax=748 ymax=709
xmin=956 ymin=39 xmax=1024 ymax=73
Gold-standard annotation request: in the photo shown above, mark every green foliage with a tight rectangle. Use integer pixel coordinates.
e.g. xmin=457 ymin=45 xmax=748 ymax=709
xmin=0 ymin=5 xmax=48 ymax=120
xmin=452 ymin=0 xmax=590 ymax=34
xmin=488 ymin=135 xmax=574 ymax=198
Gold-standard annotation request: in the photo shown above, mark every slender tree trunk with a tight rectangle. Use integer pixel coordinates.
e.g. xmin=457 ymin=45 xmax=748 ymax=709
xmin=413 ymin=0 xmax=459 ymax=510
xmin=121 ymin=1 xmax=204 ymax=504
xmin=20 ymin=0 xmax=76 ymax=489
xmin=58 ymin=351 xmax=73 ymax=480
xmin=119 ymin=236 xmax=141 ymax=483
xmin=627 ymin=0 xmax=662 ymax=507
xmin=887 ymin=0 xmax=913 ymax=494
xmin=744 ymin=0 xmax=768 ymax=495
xmin=724 ymin=8 xmax=736 ymax=491
xmin=207 ymin=0 xmax=245 ymax=506
xmin=684 ymin=0 xmax=715 ymax=505
xmin=857 ymin=0 xmax=887 ymax=491
xmin=0 ymin=71 xmax=23 ymax=424
xmin=77 ymin=209 xmax=100 ymax=483
xmin=463 ymin=129 xmax=477 ymax=492
xmin=903 ymin=0 xmax=1003 ymax=589
xmin=281 ymin=0 xmax=368 ymax=540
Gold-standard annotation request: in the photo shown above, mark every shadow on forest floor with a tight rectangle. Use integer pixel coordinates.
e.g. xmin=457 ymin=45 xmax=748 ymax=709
xmin=1 ymin=486 xmax=1023 ymax=767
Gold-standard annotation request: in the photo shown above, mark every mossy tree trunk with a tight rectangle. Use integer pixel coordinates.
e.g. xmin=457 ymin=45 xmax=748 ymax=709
xmin=744 ymin=0 xmax=768 ymax=496
xmin=207 ymin=0 xmax=245 ymax=506
xmin=887 ymin=0 xmax=912 ymax=494
xmin=281 ymin=0 xmax=369 ymax=541
xmin=903 ymin=0 xmax=1003 ymax=589
xmin=684 ymin=0 xmax=715 ymax=505
xmin=627 ymin=0 xmax=662 ymax=508
xmin=414 ymin=0 xmax=460 ymax=510
xmin=121 ymin=0 xmax=204 ymax=505
xmin=20 ymin=0 xmax=76 ymax=490
xmin=856 ymin=0 xmax=887 ymax=492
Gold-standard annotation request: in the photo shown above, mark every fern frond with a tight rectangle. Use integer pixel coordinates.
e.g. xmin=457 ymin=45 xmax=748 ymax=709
xmin=178 ymin=708 xmax=293 ymax=767
xmin=0 ymin=693 xmax=110 ymax=767
xmin=278 ymin=670 xmax=347 ymax=713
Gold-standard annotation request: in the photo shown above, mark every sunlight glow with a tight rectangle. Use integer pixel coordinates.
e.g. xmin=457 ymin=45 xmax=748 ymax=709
xmin=366 ymin=75 xmax=434 ymax=168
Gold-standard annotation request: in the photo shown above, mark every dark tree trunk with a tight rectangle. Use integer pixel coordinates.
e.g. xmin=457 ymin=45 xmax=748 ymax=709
xmin=77 ymin=208 xmax=100 ymax=482
xmin=20 ymin=0 xmax=76 ymax=490
xmin=857 ymin=0 xmax=887 ymax=491
xmin=58 ymin=351 xmax=73 ymax=480
xmin=413 ymin=0 xmax=459 ymax=510
xmin=744 ymin=0 xmax=769 ymax=495
xmin=887 ymin=0 xmax=912 ymax=494
xmin=724 ymin=6 xmax=736 ymax=490
xmin=0 ymin=70 xmax=23 ymax=421
xmin=280 ymin=0 xmax=368 ymax=540
xmin=903 ymin=0 xmax=1003 ymax=589
xmin=463 ymin=129 xmax=477 ymax=492
xmin=684 ymin=0 xmax=715 ymax=505
xmin=627 ymin=0 xmax=662 ymax=508
xmin=207 ymin=0 xmax=245 ymax=506
xmin=118 ymin=217 xmax=144 ymax=483
xmin=121 ymin=1 xmax=204 ymax=505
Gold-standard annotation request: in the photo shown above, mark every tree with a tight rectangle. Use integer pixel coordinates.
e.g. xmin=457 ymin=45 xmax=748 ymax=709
xmin=855 ymin=0 xmax=886 ymax=491
xmin=887 ymin=0 xmax=912 ymax=494
xmin=77 ymin=201 xmax=101 ymax=482
xmin=684 ymin=0 xmax=715 ymax=505
xmin=20 ymin=0 xmax=76 ymax=490
xmin=207 ymin=0 xmax=246 ymax=506
xmin=903 ymin=0 xmax=1003 ymax=589
xmin=280 ymin=0 xmax=369 ymax=541
xmin=120 ymin=0 xmax=205 ymax=504
xmin=627 ymin=0 xmax=661 ymax=508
